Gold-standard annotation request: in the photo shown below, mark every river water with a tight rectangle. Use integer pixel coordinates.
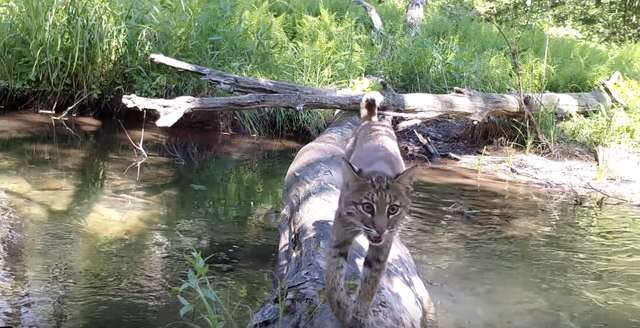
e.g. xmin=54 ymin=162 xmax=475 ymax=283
xmin=0 ymin=113 xmax=638 ymax=327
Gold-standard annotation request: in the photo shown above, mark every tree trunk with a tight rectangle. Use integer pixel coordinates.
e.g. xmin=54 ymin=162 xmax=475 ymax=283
xmin=251 ymin=114 xmax=436 ymax=327
xmin=406 ymin=0 xmax=427 ymax=36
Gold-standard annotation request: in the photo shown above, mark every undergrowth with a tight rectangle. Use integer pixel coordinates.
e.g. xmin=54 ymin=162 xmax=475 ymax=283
xmin=174 ymin=250 xmax=249 ymax=328
xmin=561 ymin=77 xmax=640 ymax=150
xmin=0 ymin=0 xmax=638 ymax=143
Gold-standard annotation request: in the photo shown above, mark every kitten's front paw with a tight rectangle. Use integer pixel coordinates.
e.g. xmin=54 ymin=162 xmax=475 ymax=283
xmin=347 ymin=315 xmax=366 ymax=328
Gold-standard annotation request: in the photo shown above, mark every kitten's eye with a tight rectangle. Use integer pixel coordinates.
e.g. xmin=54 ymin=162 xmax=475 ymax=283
xmin=387 ymin=204 xmax=400 ymax=215
xmin=361 ymin=202 xmax=375 ymax=214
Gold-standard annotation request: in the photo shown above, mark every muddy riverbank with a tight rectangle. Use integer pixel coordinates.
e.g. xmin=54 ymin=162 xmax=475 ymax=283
xmin=399 ymin=117 xmax=640 ymax=206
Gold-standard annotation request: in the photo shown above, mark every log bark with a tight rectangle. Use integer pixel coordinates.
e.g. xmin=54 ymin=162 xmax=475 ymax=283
xmin=251 ymin=114 xmax=436 ymax=328
xmin=122 ymin=54 xmax=614 ymax=128
xmin=122 ymin=86 xmax=612 ymax=127
xmin=122 ymin=93 xmax=362 ymax=127
xmin=149 ymin=54 xmax=333 ymax=95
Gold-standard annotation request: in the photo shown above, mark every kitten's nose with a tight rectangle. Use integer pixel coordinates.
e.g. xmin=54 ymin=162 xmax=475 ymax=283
xmin=369 ymin=234 xmax=383 ymax=244
xmin=367 ymin=230 xmax=385 ymax=244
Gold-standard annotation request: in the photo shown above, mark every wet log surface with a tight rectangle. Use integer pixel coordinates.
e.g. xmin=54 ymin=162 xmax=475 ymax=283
xmin=251 ymin=115 xmax=437 ymax=327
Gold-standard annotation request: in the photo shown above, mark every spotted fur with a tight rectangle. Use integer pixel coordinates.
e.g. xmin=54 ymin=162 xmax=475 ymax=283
xmin=326 ymin=92 xmax=419 ymax=327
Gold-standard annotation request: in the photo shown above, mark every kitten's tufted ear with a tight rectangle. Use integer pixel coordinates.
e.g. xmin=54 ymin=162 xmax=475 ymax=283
xmin=342 ymin=157 xmax=363 ymax=181
xmin=394 ymin=165 xmax=421 ymax=189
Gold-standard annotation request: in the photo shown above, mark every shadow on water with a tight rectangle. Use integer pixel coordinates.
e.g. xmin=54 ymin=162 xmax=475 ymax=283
xmin=0 ymin=112 xmax=297 ymax=327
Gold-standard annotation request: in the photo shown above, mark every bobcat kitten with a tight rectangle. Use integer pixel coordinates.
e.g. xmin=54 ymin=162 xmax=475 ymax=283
xmin=326 ymin=92 xmax=419 ymax=327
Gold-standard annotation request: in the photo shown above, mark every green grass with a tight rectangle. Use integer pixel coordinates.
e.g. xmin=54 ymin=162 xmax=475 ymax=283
xmin=561 ymin=77 xmax=640 ymax=149
xmin=175 ymin=250 xmax=247 ymax=328
xmin=1 ymin=0 xmax=639 ymax=143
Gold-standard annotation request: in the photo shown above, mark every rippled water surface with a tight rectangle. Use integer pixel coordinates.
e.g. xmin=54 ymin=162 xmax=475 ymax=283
xmin=0 ymin=113 xmax=297 ymax=327
xmin=0 ymin=113 xmax=639 ymax=327
xmin=408 ymin=167 xmax=640 ymax=328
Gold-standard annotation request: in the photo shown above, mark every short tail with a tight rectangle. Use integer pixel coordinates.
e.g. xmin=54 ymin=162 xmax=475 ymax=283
xmin=360 ymin=91 xmax=384 ymax=122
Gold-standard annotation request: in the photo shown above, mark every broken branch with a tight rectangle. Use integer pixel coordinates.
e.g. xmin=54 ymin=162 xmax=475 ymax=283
xmin=355 ymin=0 xmax=385 ymax=34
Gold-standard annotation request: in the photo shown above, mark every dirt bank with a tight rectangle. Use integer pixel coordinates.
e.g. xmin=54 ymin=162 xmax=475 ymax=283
xmin=397 ymin=118 xmax=640 ymax=207
xmin=2 ymin=110 xmax=638 ymax=206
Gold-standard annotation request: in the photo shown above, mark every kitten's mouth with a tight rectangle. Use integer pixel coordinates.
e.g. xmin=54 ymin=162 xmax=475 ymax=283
xmin=367 ymin=235 xmax=384 ymax=245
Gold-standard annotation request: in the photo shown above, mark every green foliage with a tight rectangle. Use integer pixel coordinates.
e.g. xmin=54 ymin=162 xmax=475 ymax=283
xmin=1 ymin=0 xmax=639 ymax=141
xmin=0 ymin=0 xmax=127 ymax=97
xmin=561 ymin=76 xmax=640 ymax=149
xmin=176 ymin=250 xmax=247 ymax=328
xmin=482 ymin=0 xmax=640 ymax=43
xmin=524 ymin=75 xmax=640 ymax=153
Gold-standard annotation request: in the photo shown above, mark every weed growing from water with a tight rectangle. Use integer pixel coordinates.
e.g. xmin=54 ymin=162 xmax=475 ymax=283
xmin=173 ymin=250 xmax=249 ymax=328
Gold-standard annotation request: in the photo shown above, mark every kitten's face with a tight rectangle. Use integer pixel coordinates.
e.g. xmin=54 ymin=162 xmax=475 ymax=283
xmin=339 ymin=161 xmax=418 ymax=246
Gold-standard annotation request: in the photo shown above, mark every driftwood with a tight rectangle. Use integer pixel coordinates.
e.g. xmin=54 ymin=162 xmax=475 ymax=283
xmin=122 ymin=54 xmax=614 ymax=128
xmin=251 ymin=114 xmax=436 ymax=327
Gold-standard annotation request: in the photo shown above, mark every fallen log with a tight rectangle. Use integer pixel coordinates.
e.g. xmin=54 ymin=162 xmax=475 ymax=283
xmin=123 ymin=85 xmax=612 ymax=127
xmin=251 ymin=114 xmax=436 ymax=327
xmin=123 ymin=55 xmax=614 ymax=127
xmin=122 ymin=93 xmax=361 ymax=127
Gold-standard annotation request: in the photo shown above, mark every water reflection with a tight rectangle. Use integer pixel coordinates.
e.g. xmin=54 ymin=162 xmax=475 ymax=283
xmin=406 ymin=166 xmax=640 ymax=328
xmin=1 ymin=113 xmax=639 ymax=327
xmin=0 ymin=113 xmax=296 ymax=327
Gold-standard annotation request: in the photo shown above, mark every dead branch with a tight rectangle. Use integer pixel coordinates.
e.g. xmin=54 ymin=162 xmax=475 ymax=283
xmin=493 ymin=22 xmax=548 ymax=146
xmin=149 ymin=54 xmax=333 ymax=95
xmin=355 ymin=0 xmax=384 ymax=34
xmin=122 ymin=54 xmax=613 ymax=127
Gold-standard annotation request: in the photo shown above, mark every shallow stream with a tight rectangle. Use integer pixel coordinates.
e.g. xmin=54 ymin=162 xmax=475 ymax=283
xmin=0 ymin=113 xmax=638 ymax=327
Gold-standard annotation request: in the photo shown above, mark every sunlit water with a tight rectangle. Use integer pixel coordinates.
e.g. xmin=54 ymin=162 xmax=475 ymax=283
xmin=0 ymin=113 xmax=639 ymax=327
xmin=407 ymin=168 xmax=640 ymax=328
